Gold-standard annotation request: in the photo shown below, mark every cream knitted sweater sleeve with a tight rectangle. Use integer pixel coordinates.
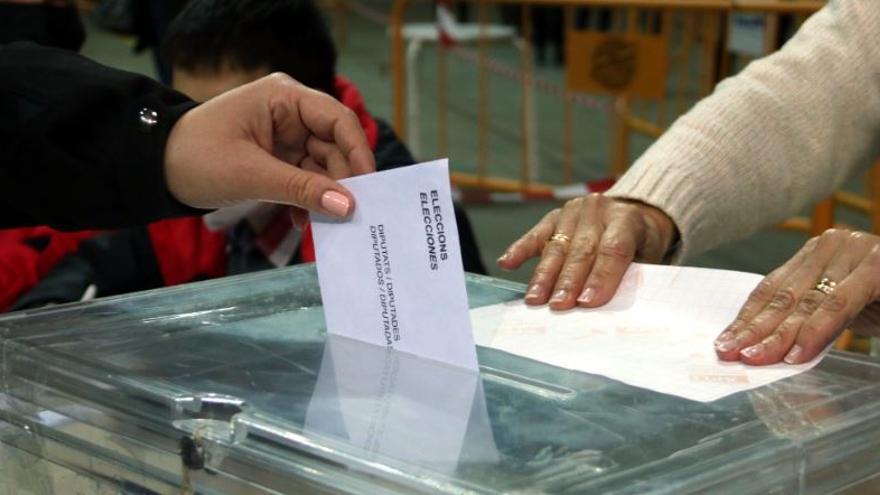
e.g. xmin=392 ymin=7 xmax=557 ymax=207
xmin=605 ymin=0 xmax=880 ymax=262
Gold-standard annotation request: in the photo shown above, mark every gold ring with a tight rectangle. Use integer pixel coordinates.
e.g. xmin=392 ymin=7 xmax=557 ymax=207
xmin=549 ymin=233 xmax=571 ymax=244
xmin=815 ymin=277 xmax=837 ymax=295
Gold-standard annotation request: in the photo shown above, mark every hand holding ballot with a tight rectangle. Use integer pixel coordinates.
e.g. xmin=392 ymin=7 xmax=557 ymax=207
xmin=165 ymin=73 xmax=376 ymax=224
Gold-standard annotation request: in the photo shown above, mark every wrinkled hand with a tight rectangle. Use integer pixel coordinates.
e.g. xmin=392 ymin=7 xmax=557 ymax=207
xmin=164 ymin=73 xmax=376 ymax=224
xmin=715 ymin=229 xmax=880 ymax=365
xmin=497 ymin=194 xmax=678 ymax=310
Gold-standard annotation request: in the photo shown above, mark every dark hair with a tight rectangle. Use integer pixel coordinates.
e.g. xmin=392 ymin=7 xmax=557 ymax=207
xmin=162 ymin=0 xmax=337 ymax=96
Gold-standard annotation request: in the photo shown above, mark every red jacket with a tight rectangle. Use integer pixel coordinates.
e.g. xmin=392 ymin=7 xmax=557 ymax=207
xmin=0 ymin=227 xmax=95 ymax=310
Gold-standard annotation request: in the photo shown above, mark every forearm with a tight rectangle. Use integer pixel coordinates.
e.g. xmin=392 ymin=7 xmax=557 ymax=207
xmin=0 ymin=42 xmax=201 ymax=230
xmin=607 ymin=0 xmax=880 ymax=261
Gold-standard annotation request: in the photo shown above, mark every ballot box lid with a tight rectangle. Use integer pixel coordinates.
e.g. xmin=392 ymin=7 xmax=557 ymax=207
xmin=2 ymin=264 xmax=880 ymax=494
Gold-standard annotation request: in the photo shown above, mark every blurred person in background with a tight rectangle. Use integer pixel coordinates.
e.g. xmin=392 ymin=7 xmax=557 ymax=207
xmin=499 ymin=4 xmax=565 ymax=66
xmin=132 ymin=0 xmax=189 ymax=84
xmin=533 ymin=6 xmax=563 ymax=66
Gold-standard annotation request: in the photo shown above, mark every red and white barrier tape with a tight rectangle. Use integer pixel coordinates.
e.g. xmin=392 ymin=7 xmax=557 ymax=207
xmin=436 ymin=0 xmax=457 ymax=47
xmin=453 ymin=178 xmax=616 ymax=204
xmin=448 ymin=45 xmax=609 ymax=112
xmin=346 ymin=0 xmax=388 ymax=25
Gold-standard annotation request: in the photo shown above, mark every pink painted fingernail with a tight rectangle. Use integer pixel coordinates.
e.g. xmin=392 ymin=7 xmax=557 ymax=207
xmin=549 ymin=289 xmax=568 ymax=304
xmin=578 ymin=287 xmax=595 ymax=304
xmin=715 ymin=331 xmax=735 ymax=343
xmin=784 ymin=345 xmax=803 ymax=364
xmin=740 ymin=344 xmax=764 ymax=359
xmin=715 ymin=338 xmax=740 ymax=352
xmin=321 ymin=191 xmax=351 ymax=217
xmin=497 ymin=252 xmax=512 ymax=264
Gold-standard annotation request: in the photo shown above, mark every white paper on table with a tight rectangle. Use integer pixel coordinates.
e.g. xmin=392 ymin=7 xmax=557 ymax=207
xmin=311 ymin=159 xmax=477 ymax=370
xmin=471 ymin=263 xmax=826 ymax=402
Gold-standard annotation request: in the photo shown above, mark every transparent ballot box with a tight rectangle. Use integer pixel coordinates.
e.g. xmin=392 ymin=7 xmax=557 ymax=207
xmin=2 ymin=265 xmax=880 ymax=494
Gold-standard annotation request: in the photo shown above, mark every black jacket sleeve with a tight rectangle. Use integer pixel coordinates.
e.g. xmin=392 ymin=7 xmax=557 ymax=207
xmin=0 ymin=42 xmax=200 ymax=230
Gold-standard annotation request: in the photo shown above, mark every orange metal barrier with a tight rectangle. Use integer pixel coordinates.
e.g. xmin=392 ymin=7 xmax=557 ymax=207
xmin=388 ymin=0 xmax=880 ymax=244
xmin=389 ymin=0 xmax=829 ymax=188
xmin=386 ymin=0 xmax=880 ymax=249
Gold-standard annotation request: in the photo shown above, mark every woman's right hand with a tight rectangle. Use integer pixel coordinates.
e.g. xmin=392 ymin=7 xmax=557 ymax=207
xmin=497 ymin=194 xmax=678 ymax=310
xmin=164 ymin=73 xmax=376 ymax=224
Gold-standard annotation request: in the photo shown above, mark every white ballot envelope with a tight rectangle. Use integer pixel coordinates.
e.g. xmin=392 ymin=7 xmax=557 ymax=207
xmin=311 ymin=159 xmax=477 ymax=370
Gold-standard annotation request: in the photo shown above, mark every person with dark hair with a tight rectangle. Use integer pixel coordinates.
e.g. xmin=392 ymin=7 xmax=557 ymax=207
xmin=13 ymin=0 xmax=486 ymax=311
xmin=162 ymin=0 xmax=337 ymax=97
xmin=533 ymin=6 xmax=564 ymax=66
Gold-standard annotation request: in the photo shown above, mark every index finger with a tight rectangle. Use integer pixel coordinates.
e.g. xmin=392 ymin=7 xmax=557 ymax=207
xmin=497 ymin=209 xmax=561 ymax=270
xmin=548 ymin=197 xmax=603 ymax=310
xmin=272 ymin=75 xmax=376 ymax=176
xmin=305 ymin=136 xmax=354 ymax=180
xmin=576 ymin=213 xmax=642 ymax=307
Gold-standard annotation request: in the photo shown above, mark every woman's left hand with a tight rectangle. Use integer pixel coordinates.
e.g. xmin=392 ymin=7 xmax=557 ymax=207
xmin=714 ymin=229 xmax=880 ymax=365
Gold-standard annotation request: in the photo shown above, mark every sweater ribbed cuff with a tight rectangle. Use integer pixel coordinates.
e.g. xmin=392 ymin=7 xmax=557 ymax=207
xmin=604 ymin=127 xmax=724 ymax=264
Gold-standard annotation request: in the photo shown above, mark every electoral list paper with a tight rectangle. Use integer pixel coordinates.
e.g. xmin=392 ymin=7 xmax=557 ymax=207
xmin=311 ymin=159 xmax=477 ymax=370
xmin=470 ymin=263 xmax=827 ymax=402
